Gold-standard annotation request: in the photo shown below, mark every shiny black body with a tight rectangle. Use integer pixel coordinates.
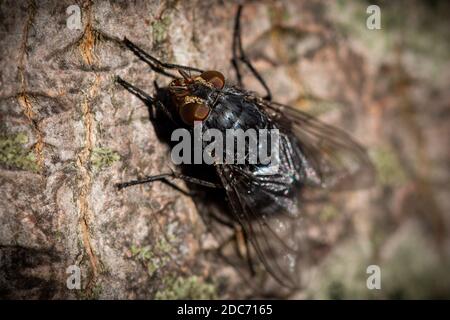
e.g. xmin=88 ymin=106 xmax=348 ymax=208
xmin=118 ymin=68 xmax=373 ymax=288
xmin=116 ymin=4 xmax=374 ymax=290
xmin=193 ymin=84 xmax=305 ymax=218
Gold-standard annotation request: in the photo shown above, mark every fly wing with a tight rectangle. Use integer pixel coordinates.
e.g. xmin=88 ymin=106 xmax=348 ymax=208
xmin=213 ymin=98 xmax=374 ymax=288
xmin=257 ymin=99 xmax=375 ymax=190
xmin=216 ymin=164 xmax=307 ymax=288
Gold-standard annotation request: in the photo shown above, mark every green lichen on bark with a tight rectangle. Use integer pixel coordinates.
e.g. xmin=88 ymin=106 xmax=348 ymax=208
xmin=155 ymin=275 xmax=217 ymax=300
xmin=0 ymin=133 xmax=39 ymax=172
xmin=130 ymin=236 xmax=176 ymax=277
xmin=90 ymin=147 xmax=120 ymax=170
xmin=152 ymin=15 xmax=171 ymax=45
xmin=370 ymin=145 xmax=408 ymax=187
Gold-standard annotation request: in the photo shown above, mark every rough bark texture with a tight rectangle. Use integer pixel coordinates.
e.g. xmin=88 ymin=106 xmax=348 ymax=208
xmin=0 ymin=0 xmax=449 ymax=299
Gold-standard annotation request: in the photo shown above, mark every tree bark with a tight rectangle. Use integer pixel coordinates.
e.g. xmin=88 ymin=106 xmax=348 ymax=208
xmin=1 ymin=0 xmax=449 ymax=299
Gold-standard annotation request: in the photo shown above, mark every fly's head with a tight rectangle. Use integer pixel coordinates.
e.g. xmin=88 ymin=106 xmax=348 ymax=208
xmin=169 ymin=70 xmax=225 ymax=126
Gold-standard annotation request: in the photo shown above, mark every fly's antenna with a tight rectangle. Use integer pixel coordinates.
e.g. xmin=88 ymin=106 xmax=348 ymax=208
xmin=178 ymin=69 xmax=190 ymax=80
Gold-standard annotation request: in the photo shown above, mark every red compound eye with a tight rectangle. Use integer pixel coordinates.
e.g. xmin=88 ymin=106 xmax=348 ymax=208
xmin=199 ymin=70 xmax=225 ymax=89
xmin=179 ymin=101 xmax=210 ymax=125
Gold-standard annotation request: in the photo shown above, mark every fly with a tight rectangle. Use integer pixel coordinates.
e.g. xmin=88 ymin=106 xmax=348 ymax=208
xmin=115 ymin=5 xmax=374 ymax=289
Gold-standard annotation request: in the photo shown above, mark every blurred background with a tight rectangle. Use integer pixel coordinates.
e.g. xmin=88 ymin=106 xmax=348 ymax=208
xmin=0 ymin=0 xmax=449 ymax=299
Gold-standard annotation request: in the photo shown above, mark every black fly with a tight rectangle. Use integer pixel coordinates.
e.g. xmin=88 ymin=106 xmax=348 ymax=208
xmin=115 ymin=5 xmax=374 ymax=289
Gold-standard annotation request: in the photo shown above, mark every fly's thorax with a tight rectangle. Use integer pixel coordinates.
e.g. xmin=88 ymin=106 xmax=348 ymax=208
xmin=203 ymin=89 xmax=270 ymax=132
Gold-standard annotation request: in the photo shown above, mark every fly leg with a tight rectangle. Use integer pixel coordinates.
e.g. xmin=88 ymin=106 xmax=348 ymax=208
xmin=235 ymin=226 xmax=257 ymax=277
xmin=116 ymin=171 xmax=222 ymax=190
xmin=115 ymin=76 xmax=175 ymax=122
xmin=215 ymin=225 xmax=256 ymax=279
xmin=115 ymin=76 xmax=154 ymax=105
xmin=123 ymin=37 xmax=204 ymax=78
xmin=232 ymin=4 xmax=272 ymax=101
